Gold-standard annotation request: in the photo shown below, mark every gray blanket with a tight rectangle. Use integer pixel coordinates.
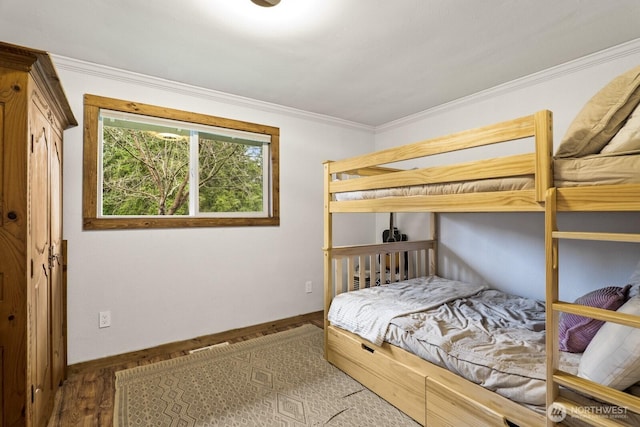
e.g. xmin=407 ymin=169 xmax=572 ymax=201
xmin=327 ymin=275 xmax=486 ymax=346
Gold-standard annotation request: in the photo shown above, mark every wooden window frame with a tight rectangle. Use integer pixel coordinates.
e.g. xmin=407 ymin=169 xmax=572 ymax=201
xmin=83 ymin=94 xmax=280 ymax=230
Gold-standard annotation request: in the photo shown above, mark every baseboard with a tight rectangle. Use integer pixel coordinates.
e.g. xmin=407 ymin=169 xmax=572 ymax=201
xmin=68 ymin=311 xmax=323 ymax=373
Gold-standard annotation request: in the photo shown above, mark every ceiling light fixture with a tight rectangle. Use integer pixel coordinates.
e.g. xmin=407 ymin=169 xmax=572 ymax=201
xmin=251 ymin=0 xmax=280 ymax=6
xmin=156 ymin=132 xmax=184 ymax=141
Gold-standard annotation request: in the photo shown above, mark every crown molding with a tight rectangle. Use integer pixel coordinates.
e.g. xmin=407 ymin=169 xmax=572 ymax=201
xmin=50 ymin=54 xmax=374 ymax=133
xmin=377 ymin=37 xmax=640 ymax=133
xmin=51 ymin=37 xmax=640 ymax=135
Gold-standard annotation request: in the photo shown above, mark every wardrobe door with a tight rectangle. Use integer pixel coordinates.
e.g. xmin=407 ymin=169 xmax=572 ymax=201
xmin=50 ymin=131 xmax=65 ymax=389
xmin=0 ymin=63 xmax=30 ymax=427
xmin=29 ymin=101 xmax=53 ymax=427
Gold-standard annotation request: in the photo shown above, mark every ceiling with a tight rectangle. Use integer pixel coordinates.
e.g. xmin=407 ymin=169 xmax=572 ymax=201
xmin=2 ymin=0 xmax=640 ymax=126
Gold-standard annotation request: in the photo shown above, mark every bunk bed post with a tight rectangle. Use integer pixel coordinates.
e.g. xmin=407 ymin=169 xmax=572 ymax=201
xmin=429 ymin=212 xmax=438 ymax=276
xmin=545 ymin=187 xmax=560 ymax=426
xmin=323 ymin=161 xmax=333 ymax=359
xmin=534 ymin=110 xmax=554 ymax=203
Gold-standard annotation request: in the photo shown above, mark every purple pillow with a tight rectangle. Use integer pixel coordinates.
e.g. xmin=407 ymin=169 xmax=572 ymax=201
xmin=558 ymin=285 xmax=631 ymax=353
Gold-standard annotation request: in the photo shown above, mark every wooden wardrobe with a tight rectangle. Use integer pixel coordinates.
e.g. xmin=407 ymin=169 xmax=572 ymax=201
xmin=0 ymin=42 xmax=76 ymax=427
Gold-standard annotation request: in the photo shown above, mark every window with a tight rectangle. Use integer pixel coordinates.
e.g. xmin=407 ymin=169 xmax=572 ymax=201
xmin=83 ymin=95 xmax=279 ymax=229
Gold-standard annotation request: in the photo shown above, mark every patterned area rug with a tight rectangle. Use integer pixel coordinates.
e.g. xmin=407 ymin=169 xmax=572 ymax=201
xmin=114 ymin=324 xmax=418 ymax=426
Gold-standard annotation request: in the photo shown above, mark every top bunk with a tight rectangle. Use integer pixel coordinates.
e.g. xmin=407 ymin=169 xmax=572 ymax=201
xmin=553 ymin=64 xmax=640 ymax=212
xmin=324 ymin=110 xmax=553 ymax=214
xmin=324 ymin=65 xmax=640 ymax=215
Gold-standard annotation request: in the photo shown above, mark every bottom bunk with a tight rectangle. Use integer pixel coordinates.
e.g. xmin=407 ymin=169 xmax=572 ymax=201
xmin=323 ymin=240 xmax=640 ymax=426
xmin=326 ymin=325 xmax=545 ymax=426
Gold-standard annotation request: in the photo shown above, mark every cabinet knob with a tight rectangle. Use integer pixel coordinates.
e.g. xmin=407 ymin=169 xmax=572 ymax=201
xmin=7 ymin=211 xmax=17 ymax=220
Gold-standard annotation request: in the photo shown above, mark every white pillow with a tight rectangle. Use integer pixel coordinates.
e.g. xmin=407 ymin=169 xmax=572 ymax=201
xmin=628 ymin=259 xmax=640 ymax=299
xmin=629 ymin=257 xmax=640 ymax=285
xmin=601 ymin=102 xmax=640 ymax=154
xmin=578 ymin=297 xmax=640 ymax=390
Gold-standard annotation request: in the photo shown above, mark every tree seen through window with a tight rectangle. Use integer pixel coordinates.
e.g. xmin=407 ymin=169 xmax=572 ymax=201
xmin=102 ymin=125 xmax=265 ymax=217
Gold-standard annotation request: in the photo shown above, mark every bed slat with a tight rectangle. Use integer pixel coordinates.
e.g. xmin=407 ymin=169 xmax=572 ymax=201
xmin=330 ymin=153 xmax=536 ymax=193
xmin=330 ymin=190 xmax=543 ymax=213
xmin=328 ymin=113 xmax=540 ymax=174
xmin=556 ymin=184 xmax=640 ymax=211
xmin=552 ymin=231 xmax=640 ymax=243
xmin=553 ymin=302 xmax=640 ymax=329
xmin=329 ymin=240 xmax=434 ymax=295
xmin=553 ymin=372 xmax=640 ymax=415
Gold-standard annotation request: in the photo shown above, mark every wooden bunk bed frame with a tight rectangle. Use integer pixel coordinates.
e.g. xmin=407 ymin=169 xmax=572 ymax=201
xmin=546 ymin=187 xmax=640 ymax=426
xmin=323 ymin=110 xmax=553 ymax=426
xmin=323 ymin=109 xmax=640 ymax=426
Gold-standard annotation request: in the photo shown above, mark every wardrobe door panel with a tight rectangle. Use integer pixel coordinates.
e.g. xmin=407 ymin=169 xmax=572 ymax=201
xmin=29 ymin=104 xmax=53 ymax=427
xmin=50 ymin=132 xmax=65 ymax=388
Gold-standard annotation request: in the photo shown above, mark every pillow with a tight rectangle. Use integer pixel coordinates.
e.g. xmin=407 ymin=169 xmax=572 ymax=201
xmin=558 ymin=285 xmax=630 ymax=353
xmin=626 ymin=259 xmax=640 ymax=299
xmin=600 ymin=102 xmax=640 ymax=154
xmin=555 ymin=65 xmax=640 ymax=158
xmin=628 ymin=383 xmax=640 ymax=397
xmin=629 ymin=257 xmax=640 ymax=285
xmin=578 ymin=296 xmax=640 ymax=390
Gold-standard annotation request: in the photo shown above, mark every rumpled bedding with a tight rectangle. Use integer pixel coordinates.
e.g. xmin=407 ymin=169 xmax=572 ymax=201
xmin=328 ymin=276 xmax=582 ymax=406
xmin=327 ymin=276 xmax=487 ymax=346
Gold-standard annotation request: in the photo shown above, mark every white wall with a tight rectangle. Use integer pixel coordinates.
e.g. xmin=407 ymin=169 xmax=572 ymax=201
xmin=55 ymin=58 xmax=375 ymax=364
xmin=375 ymin=39 xmax=640 ymax=301
xmin=57 ymin=38 xmax=640 ymax=363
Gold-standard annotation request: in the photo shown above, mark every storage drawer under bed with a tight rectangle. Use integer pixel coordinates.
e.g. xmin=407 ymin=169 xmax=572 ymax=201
xmin=426 ymin=377 xmax=511 ymax=426
xmin=326 ymin=325 xmax=428 ymax=425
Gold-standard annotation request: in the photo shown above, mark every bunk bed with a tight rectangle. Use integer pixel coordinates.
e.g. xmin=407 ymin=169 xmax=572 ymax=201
xmin=322 ymin=65 xmax=640 ymax=427
xmin=323 ymin=110 xmax=554 ymax=426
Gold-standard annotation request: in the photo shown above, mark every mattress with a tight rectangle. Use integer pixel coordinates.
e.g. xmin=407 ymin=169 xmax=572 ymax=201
xmin=333 ymin=153 xmax=640 ymax=201
xmin=334 ymin=176 xmax=533 ymax=201
xmin=554 ymin=152 xmax=640 ymax=187
xmin=328 ymin=276 xmax=581 ymax=406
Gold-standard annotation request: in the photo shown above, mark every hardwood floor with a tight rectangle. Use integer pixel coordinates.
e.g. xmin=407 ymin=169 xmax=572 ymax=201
xmin=48 ymin=311 xmax=324 ymax=427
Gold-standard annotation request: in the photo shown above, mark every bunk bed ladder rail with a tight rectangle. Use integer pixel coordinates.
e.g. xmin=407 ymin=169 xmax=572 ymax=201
xmin=546 ymin=188 xmax=640 ymax=426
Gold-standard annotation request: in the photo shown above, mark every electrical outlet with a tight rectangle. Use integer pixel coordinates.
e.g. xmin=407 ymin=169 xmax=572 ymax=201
xmin=99 ymin=311 xmax=111 ymax=328
xmin=305 ymin=281 xmax=313 ymax=293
